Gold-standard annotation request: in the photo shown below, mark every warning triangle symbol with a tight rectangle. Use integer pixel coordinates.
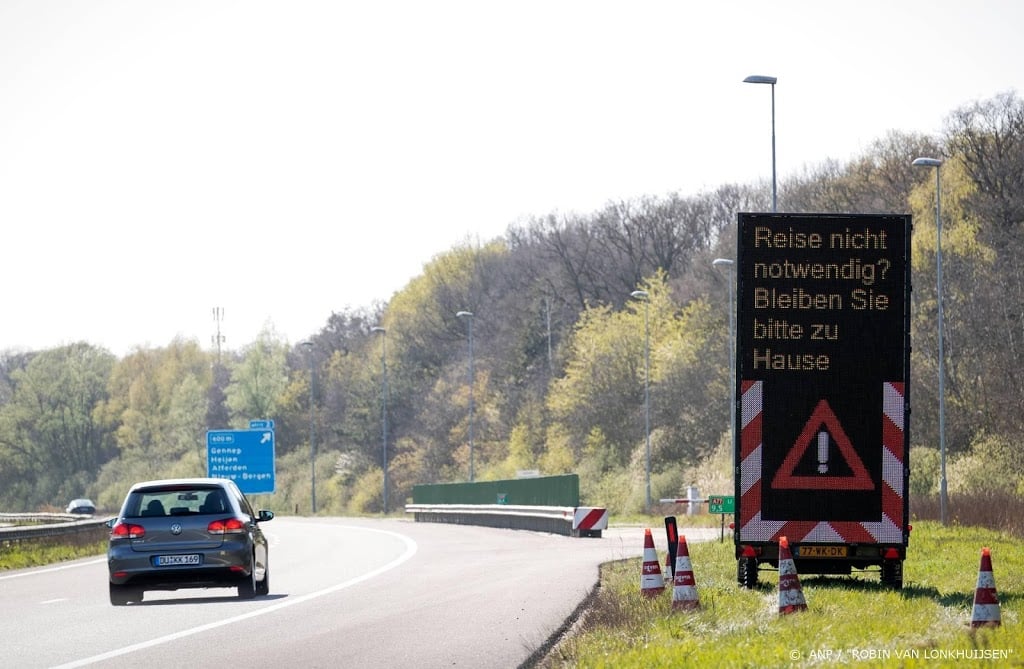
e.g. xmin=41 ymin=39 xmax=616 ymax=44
xmin=771 ymin=399 xmax=874 ymax=490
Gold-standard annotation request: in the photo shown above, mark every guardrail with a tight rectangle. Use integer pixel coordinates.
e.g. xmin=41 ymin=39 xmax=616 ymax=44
xmin=0 ymin=513 xmax=111 ymax=544
xmin=405 ymin=503 xmax=608 ymax=537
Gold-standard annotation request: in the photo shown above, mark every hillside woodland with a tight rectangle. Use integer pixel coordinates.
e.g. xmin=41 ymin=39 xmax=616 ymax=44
xmin=1 ymin=92 xmax=1022 ymax=515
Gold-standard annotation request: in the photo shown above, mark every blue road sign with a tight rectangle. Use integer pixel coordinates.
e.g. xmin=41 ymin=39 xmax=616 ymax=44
xmin=249 ymin=419 xmax=275 ymax=429
xmin=206 ymin=429 xmax=276 ymax=494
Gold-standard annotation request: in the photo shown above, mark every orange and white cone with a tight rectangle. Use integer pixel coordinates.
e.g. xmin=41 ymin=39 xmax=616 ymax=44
xmin=778 ymin=536 xmax=807 ymax=614
xmin=671 ymin=535 xmax=700 ymax=611
xmin=640 ymin=528 xmax=665 ymax=597
xmin=971 ymin=547 xmax=1001 ymax=628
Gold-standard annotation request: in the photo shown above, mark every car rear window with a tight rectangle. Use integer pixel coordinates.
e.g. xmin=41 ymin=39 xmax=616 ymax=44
xmin=125 ymin=487 xmax=228 ymax=518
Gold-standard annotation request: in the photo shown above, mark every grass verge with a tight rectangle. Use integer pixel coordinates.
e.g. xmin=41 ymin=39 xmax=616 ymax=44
xmin=0 ymin=539 xmax=106 ymax=571
xmin=537 ymin=521 xmax=1022 ymax=668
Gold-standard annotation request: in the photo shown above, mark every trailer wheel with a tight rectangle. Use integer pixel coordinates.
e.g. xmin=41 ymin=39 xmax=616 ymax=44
xmin=737 ymin=557 xmax=759 ymax=589
xmin=881 ymin=560 xmax=903 ymax=590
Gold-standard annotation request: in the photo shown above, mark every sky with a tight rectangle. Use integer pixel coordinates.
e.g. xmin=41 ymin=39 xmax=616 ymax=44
xmin=1 ymin=1 xmax=1022 ymax=357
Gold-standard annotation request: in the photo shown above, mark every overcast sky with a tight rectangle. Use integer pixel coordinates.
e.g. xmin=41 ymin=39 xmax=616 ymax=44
xmin=2 ymin=0 xmax=1022 ymax=356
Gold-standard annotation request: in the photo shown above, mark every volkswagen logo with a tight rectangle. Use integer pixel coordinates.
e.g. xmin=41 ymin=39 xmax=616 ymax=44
xmin=170 ymin=523 xmax=182 ymax=535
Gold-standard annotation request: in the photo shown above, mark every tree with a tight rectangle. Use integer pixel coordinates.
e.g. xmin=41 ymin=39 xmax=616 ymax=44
xmin=225 ymin=328 xmax=289 ymax=426
xmin=0 ymin=343 xmax=116 ymax=508
xmin=649 ymin=297 xmax=725 ymax=467
xmin=940 ymin=92 xmax=1024 ymax=443
xmin=97 ymin=338 xmax=214 ymax=480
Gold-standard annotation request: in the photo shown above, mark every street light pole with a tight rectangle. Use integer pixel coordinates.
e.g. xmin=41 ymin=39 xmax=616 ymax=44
xmin=630 ymin=290 xmax=651 ymax=513
xmin=545 ymin=296 xmax=553 ymax=375
xmin=301 ymin=340 xmax=317 ymax=514
xmin=712 ymin=258 xmax=736 ymax=470
xmin=456 ymin=311 xmax=475 ymax=482
xmin=371 ymin=326 xmax=389 ymax=514
xmin=743 ymin=74 xmax=778 ymax=212
xmin=912 ymin=156 xmax=948 ymax=526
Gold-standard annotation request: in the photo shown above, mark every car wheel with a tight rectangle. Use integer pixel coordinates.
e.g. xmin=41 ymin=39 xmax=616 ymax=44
xmin=737 ymin=557 xmax=759 ymax=589
xmin=238 ymin=561 xmax=257 ymax=599
xmin=256 ymin=562 xmax=270 ymax=596
xmin=110 ymin=583 xmax=141 ymax=606
xmin=881 ymin=559 xmax=903 ymax=590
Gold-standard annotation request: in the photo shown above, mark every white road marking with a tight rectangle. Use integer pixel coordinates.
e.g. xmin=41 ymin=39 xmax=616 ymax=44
xmin=0 ymin=558 xmax=105 ymax=580
xmin=51 ymin=526 xmax=417 ymax=669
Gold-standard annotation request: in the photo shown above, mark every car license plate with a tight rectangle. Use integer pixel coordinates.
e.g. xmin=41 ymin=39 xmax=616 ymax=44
xmin=155 ymin=554 xmax=202 ymax=566
xmin=796 ymin=545 xmax=848 ymax=558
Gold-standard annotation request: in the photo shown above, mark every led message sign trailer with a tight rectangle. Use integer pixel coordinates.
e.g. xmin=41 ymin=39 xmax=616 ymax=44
xmin=735 ymin=213 xmax=910 ymax=537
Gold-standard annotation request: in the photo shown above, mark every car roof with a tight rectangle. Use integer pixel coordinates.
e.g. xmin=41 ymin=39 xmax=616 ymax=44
xmin=69 ymin=498 xmax=94 ymax=504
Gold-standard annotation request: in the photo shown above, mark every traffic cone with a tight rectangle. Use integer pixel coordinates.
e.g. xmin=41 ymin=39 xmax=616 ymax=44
xmin=971 ymin=547 xmax=1001 ymax=628
xmin=671 ymin=535 xmax=700 ymax=611
xmin=640 ymin=528 xmax=665 ymax=597
xmin=777 ymin=536 xmax=807 ymax=614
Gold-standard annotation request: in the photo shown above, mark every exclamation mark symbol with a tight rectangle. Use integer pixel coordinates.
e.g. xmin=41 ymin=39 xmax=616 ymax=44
xmin=817 ymin=431 xmax=829 ymax=474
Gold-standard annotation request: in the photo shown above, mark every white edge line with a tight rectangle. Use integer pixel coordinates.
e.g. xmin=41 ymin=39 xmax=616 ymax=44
xmin=52 ymin=526 xmax=418 ymax=669
xmin=0 ymin=557 xmax=106 ymax=580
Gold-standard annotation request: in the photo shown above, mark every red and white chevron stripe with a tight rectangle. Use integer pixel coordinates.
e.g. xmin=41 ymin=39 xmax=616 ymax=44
xmin=573 ymin=507 xmax=608 ymax=532
xmin=738 ymin=380 xmax=905 ymax=544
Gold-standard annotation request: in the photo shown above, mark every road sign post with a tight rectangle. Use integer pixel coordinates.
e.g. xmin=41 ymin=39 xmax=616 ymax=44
xmin=708 ymin=495 xmax=735 ymax=541
xmin=708 ymin=495 xmax=735 ymax=514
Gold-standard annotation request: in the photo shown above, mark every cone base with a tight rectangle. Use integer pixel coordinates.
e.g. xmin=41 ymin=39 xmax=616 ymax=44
xmin=779 ymin=604 xmax=808 ymax=615
xmin=672 ymin=600 xmax=700 ymax=611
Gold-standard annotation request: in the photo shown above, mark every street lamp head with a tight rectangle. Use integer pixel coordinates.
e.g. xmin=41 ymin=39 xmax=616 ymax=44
xmin=743 ymin=74 xmax=777 ymax=85
xmin=370 ymin=326 xmax=386 ymax=334
xmin=456 ymin=310 xmax=474 ymax=319
xmin=712 ymin=258 xmax=734 ymax=268
xmin=630 ymin=290 xmax=649 ymax=300
xmin=912 ymin=157 xmax=943 ymax=168
xmin=300 ymin=340 xmax=313 ymax=349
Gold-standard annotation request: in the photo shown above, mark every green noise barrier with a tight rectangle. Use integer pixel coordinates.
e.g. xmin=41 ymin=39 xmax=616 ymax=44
xmin=412 ymin=474 xmax=579 ymax=507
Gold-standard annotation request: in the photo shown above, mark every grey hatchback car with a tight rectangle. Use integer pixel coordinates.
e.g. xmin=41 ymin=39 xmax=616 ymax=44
xmin=107 ymin=477 xmax=274 ymax=605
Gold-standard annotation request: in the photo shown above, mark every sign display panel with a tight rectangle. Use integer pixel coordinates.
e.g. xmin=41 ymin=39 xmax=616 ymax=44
xmin=735 ymin=213 xmax=910 ymax=540
xmin=206 ymin=428 xmax=276 ymax=494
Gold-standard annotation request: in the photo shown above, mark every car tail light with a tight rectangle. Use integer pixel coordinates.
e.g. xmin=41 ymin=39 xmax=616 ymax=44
xmin=110 ymin=522 xmax=145 ymax=540
xmin=207 ymin=518 xmax=246 ymax=535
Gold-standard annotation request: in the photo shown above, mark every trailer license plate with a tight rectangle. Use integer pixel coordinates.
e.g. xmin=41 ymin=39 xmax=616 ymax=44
xmin=796 ymin=546 xmax=848 ymax=558
xmin=155 ymin=554 xmax=201 ymax=566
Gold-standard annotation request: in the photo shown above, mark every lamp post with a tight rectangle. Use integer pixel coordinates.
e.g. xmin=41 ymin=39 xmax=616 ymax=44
xmin=712 ymin=258 xmax=736 ymax=470
xmin=371 ymin=326 xmax=389 ymax=514
xmin=630 ymin=290 xmax=651 ymax=512
xmin=912 ymin=156 xmax=948 ymax=526
xmin=743 ymin=74 xmax=778 ymax=212
xmin=456 ymin=311 xmax=475 ymax=482
xmin=300 ymin=340 xmax=317 ymax=514
xmin=545 ymin=296 xmax=553 ymax=375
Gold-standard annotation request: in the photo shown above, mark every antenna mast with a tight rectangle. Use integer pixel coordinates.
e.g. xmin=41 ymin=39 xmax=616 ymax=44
xmin=212 ymin=307 xmax=225 ymax=362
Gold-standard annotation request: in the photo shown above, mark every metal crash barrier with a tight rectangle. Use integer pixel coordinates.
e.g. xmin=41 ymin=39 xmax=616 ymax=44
xmin=404 ymin=503 xmax=608 ymax=537
xmin=0 ymin=513 xmax=110 ymax=546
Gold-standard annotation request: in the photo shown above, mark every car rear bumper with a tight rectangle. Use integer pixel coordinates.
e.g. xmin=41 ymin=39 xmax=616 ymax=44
xmin=110 ymin=566 xmax=251 ymax=590
xmin=108 ymin=545 xmax=255 ymax=589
